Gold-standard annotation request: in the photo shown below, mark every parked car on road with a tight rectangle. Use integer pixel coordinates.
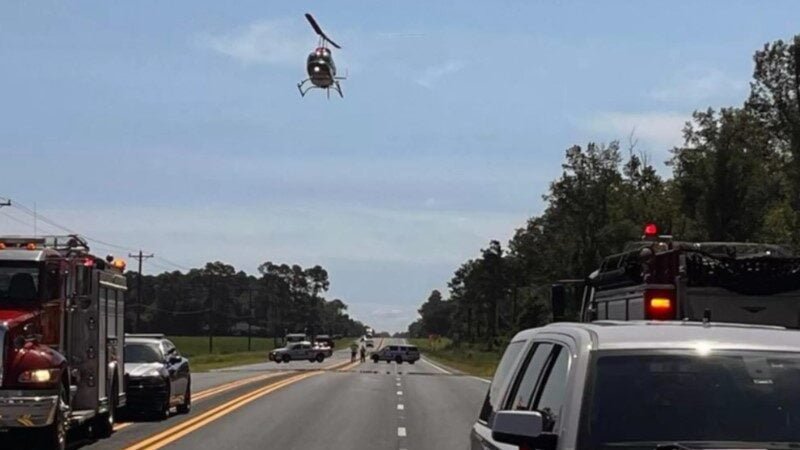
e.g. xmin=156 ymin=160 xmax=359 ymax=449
xmin=314 ymin=334 xmax=335 ymax=348
xmin=371 ymin=344 xmax=419 ymax=364
xmin=270 ymin=341 xmax=333 ymax=363
xmin=471 ymin=321 xmax=800 ymax=450
xmin=124 ymin=334 xmax=191 ymax=418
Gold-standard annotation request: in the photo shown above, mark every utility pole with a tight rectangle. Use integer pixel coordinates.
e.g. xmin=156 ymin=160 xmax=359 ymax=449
xmin=247 ymin=287 xmax=253 ymax=351
xmin=128 ymin=250 xmax=154 ymax=332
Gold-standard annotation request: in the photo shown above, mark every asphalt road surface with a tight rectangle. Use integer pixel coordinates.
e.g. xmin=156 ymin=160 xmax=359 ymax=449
xmin=70 ymin=338 xmax=489 ymax=450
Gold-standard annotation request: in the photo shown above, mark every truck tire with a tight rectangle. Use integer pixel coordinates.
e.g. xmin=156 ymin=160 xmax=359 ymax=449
xmin=315 ymin=353 xmax=325 ymax=363
xmin=177 ymin=378 xmax=191 ymax=414
xmin=282 ymin=354 xmax=291 ymax=363
xmin=40 ymin=382 xmax=68 ymax=450
xmin=395 ymin=356 xmax=403 ymax=364
xmin=94 ymin=377 xmax=118 ymax=438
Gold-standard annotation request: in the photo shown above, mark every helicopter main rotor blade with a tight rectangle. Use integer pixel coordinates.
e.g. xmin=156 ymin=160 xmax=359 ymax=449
xmin=305 ymin=13 xmax=341 ymax=49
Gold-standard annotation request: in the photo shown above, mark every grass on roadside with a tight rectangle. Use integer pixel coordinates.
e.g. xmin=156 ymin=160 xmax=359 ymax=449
xmin=409 ymin=338 xmax=501 ymax=378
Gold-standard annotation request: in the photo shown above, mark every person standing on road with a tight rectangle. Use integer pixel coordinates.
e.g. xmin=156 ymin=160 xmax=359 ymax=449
xmin=359 ymin=345 xmax=366 ymax=363
xmin=350 ymin=342 xmax=358 ymax=363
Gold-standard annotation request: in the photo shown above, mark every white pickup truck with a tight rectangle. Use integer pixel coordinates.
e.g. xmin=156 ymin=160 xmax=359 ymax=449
xmin=472 ymin=320 xmax=800 ymax=449
xmin=269 ymin=341 xmax=333 ymax=363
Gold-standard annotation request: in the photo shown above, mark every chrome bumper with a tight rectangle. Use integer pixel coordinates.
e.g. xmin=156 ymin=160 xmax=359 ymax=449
xmin=0 ymin=390 xmax=59 ymax=428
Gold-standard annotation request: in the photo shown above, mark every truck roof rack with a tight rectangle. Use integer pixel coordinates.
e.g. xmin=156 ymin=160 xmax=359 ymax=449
xmin=0 ymin=234 xmax=90 ymax=255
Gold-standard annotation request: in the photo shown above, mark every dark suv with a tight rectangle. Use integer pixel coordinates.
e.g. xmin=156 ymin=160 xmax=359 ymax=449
xmin=124 ymin=334 xmax=191 ymax=418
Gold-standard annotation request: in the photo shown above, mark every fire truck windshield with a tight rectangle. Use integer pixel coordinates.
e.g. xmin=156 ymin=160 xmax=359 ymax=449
xmin=581 ymin=350 xmax=800 ymax=449
xmin=0 ymin=262 xmax=41 ymax=302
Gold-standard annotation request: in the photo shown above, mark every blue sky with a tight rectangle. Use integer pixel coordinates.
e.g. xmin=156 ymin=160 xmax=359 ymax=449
xmin=2 ymin=1 xmax=799 ymax=332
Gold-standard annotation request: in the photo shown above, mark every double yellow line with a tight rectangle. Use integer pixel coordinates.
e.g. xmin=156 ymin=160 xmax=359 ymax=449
xmin=124 ymin=359 xmax=361 ymax=449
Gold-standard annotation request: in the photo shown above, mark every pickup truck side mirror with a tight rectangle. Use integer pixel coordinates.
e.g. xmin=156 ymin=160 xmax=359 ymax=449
xmin=491 ymin=410 xmax=555 ymax=449
xmin=551 ymin=284 xmax=566 ymax=321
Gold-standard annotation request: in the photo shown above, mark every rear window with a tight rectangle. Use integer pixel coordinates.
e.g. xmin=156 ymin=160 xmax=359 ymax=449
xmin=579 ymin=350 xmax=800 ymax=449
xmin=479 ymin=340 xmax=525 ymax=423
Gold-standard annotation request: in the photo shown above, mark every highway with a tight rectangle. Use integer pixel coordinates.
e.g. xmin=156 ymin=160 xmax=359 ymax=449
xmin=73 ymin=339 xmax=489 ymax=450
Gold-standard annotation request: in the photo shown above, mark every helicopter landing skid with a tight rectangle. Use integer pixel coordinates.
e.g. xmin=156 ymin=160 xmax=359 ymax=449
xmin=297 ymin=78 xmax=344 ymax=98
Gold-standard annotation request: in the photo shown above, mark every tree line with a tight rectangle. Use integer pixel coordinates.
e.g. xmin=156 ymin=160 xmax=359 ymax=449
xmin=125 ymin=261 xmax=367 ymax=338
xmin=409 ymin=35 xmax=800 ymax=345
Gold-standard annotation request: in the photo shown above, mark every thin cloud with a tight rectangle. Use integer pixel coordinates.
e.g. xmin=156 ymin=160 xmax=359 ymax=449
xmin=650 ymin=67 xmax=746 ymax=103
xmin=202 ymin=19 xmax=309 ymax=66
xmin=414 ymin=60 xmax=465 ymax=89
xmin=585 ymin=111 xmax=688 ymax=157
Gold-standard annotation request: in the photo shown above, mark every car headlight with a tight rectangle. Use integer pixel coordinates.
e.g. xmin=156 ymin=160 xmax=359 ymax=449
xmin=18 ymin=368 xmax=60 ymax=383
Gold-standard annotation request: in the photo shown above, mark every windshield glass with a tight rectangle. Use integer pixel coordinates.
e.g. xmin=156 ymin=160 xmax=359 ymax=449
xmin=581 ymin=350 xmax=800 ymax=449
xmin=125 ymin=343 xmax=163 ymax=363
xmin=0 ymin=262 xmax=41 ymax=302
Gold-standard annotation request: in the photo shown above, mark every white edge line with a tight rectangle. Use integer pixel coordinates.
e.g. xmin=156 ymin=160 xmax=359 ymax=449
xmin=422 ymin=357 xmax=452 ymax=374
xmin=471 ymin=376 xmax=491 ymax=384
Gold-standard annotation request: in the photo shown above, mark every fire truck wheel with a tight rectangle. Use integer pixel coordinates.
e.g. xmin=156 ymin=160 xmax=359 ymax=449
xmin=177 ymin=379 xmax=191 ymax=414
xmin=94 ymin=378 xmax=118 ymax=438
xmin=40 ymin=382 xmax=68 ymax=450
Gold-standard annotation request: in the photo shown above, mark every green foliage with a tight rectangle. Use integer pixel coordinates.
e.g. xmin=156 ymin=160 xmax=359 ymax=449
xmin=411 ymin=33 xmax=800 ymax=343
xmin=127 ymin=261 xmax=367 ymax=339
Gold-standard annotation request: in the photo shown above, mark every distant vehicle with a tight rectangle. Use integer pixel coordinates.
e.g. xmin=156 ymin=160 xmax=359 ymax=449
xmin=270 ymin=341 xmax=332 ymax=363
xmin=365 ymin=327 xmax=374 ymax=338
xmin=124 ymin=335 xmax=191 ymax=418
xmin=285 ymin=333 xmax=308 ymax=344
xmin=365 ymin=338 xmax=374 ymax=348
xmin=371 ymin=345 xmax=419 ymax=364
xmin=314 ymin=334 xmax=335 ymax=348
xmin=471 ymin=320 xmax=800 ymax=449
xmin=297 ymin=13 xmax=346 ymax=98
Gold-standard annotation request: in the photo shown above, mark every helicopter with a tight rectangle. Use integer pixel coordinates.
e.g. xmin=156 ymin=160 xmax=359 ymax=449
xmin=297 ymin=13 xmax=346 ymax=98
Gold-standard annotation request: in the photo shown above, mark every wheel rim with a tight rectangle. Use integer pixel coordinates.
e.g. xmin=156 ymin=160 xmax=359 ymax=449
xmin=55 ymin=387 xmax=68 ymax=448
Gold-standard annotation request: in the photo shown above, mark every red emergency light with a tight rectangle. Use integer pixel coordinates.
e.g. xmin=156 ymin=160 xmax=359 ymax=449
xmin=644 ymin=223 xmax=658 ymax=237
xmin=645 ymin=289 xmax=676 ymax=320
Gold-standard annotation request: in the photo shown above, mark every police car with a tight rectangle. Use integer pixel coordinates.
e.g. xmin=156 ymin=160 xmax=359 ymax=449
xmin=371 ymin=344 xmax=419 ymax=364
xmin=471 ymin=321 xmax=800 ymax=449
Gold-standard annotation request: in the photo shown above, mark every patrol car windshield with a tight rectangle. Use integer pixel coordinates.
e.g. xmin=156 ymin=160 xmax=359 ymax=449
xmin=0 ymin=262 xmax=41 ymax=302
xmin=582 ymin=350 xmax=800 ymax=449
xmin=125 ymin=343 xmax=164 ymax=363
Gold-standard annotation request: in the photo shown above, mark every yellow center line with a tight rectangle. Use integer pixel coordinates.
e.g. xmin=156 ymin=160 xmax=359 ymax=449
xmin=115 ymin=357 xmax=355 ymax=435
xmin=124 ymin=372 xmax=318 ymax=450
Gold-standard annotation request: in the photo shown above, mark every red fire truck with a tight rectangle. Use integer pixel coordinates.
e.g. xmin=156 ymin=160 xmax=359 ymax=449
xmin=0 ymin=235 xmax=127 ymax=449
xmin=552 ymin=224 xmax=800 ymax=328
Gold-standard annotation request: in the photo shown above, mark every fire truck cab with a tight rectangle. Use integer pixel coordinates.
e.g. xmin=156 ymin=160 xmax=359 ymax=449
xmin=0 ymin=235 xmax=127 ymax=449
xmin=552 ymin=224 xmax=800 ymax=329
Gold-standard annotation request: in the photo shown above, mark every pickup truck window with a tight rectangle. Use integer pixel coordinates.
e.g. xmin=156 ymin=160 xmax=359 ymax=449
xmin=535 ymin=347 xmax=569 ymax=432
xmin=579 ymin=350 xmax=800 ymax=449
xmin=507 ymin=343 xmax=553 ymax=411
xmin=479 ymin=340 xmax=525 ymax=422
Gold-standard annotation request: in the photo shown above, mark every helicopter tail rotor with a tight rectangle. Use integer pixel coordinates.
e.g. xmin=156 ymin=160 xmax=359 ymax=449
xmin=305 ymin=13 xmax=341 ymax=49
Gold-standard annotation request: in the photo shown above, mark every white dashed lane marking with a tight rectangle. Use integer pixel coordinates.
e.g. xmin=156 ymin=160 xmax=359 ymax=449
xmin=397 ymin=390 xmax=403 ymax=395
xmin=398 ymin=427 xmax=407 ymax=437
xmin=397 ymin=404 xmax=404 ymax=410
